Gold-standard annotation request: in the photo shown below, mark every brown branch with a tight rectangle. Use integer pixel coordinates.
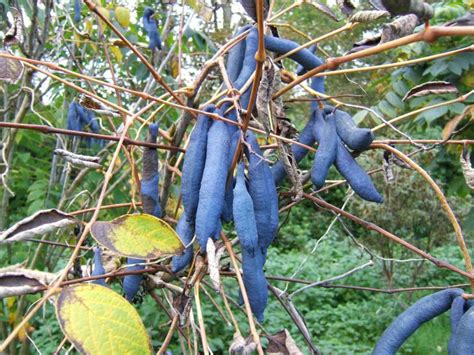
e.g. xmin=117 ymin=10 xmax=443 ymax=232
xmin=302 ymin=193 xmax=474 ymax=281
xmin=274 ymin=26 xmax=474 ymax=98
xmin=0 ymin=122 xmax=184 ymax=152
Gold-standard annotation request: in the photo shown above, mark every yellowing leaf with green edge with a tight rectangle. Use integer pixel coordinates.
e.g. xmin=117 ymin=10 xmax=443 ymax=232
xmin=56 ymin=284 xmax=151 ymax=354
xmin=91 ymin=214 xmax=184 ymax=258
xmin=115 ymin=6 xmax=130 ymax=28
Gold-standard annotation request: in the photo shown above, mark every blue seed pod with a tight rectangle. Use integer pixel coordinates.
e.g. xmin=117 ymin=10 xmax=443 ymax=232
xmin=234 ymin=28 xmax=258 ymax=111
xmin=182 ymin=105 xmax=215 ymax=223
xmin=311 ymin=110 xmax=337 ymax=188
xmin=334 ymin=109 xmax=374 ymax=152
xmin=91 ymin=248 xmax=106 ymax=286
xmin=124 ymin=123 xmax=161 ymax=302
xmin=226 ymin=25 xmax=253 ymax=84
xmin=334 ymin=135 xmax=383 ymax=203
xmin=246 ymin=132 xmax=279 ymax=253
xmin=74 ymin=0 xmax=81 ymax=23
xmin=241 ymin=248 xmax=268 ymax=323
xmin=448 ymin=296 xmax=466 ymax=354
xmin=264 ymin=35 xmax=325 ymax=95
xmin=296 ymin=44 xmax=317 ymax=76
xmin=143 ymin=7 xmax=162 ymax=50
xmin=67 ymin=102 xmax=81 ymax=132
xmin=272 ymin=110 xmax=318 ymax=185
xmin=373 ymin=288 xmax=464 ymax=355
xmin=171 ymin=212 xmax=195 ymax=273
xmin=452 ymin=305 xmax=474 ymax=355
xmin=195 ymin=114 xmax=231 ymax=251
xmin=233 ymin=163 xmax=258 ymax=256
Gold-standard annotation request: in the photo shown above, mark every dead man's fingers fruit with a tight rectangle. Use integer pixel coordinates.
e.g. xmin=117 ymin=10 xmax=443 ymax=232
xmin=143 ymin=7 xmax=162 ymax=50
xmin=91 ymin=248 xmax=107 ymax=286
xmin=334 ymin=109 xmax=374 ymax=151
xmin=181 ymin=105 xmax=215 ymax=222
xmin=334 ymin=136 xmax=383 ymax=203
xmin=373 ymin=288 xmax=464 ymax=355
xmin=233 ymin=163 xmax=259 ymax=256
xmin=171 ymin=212 xmax=195 ymax=273
xmin=195 ymin=116 xmax=231 ymax=251
xmin=311 ymin=110 xmax=337 ymax=188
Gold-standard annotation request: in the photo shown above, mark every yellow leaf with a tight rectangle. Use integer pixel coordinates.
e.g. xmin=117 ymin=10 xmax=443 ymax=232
xmin=170 ymin=54 xmax=179 ymax=78
xmin=461 ymin=67 xmax=474 ymax=87
xmin=96 ymin=6 xmax=110 ymax=28
xmin=56 ymin=284 xmax=151 ymax=354
xmin=91 ymin=214 xmax=184 ymax=258
xmin=115 ymin=6 xmax=130 ymax=28
xmin=110 ymin=45 xmax=123 ymax=63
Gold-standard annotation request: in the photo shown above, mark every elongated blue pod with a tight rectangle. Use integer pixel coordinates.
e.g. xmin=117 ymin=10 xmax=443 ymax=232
xmin=226 ymin=25 xmax=252 ymax=85
xmin=242 ymin=248 xmax=268 ymax=323
xmin=195 ymin=111 xmax=231 ymax=251
xmin=334 ymin=135 xmax=383 ymax=203
xmin=233 ymin=163 xmax=258 ymax=256
xmin=171 ymin=212 xmax=195 ymax=273
xmin=182 ymin=105 xmax=215 ymax=222
xmin=91 ymin=248 xmax=106 ymax=286
xmin=452 ymin=304 xmax=474 ymax=355
xmin=124 ymin=123 xmax=161 ymax=301
xmin=334 ymin=109 xmax=374 ymax=152
xmin=448 ymin=296 xmax=466 ymax=354
xmin=373 ymin=288 xmax=464 ymax=355
xmin=311 ymin=110 xmax=337 ymax=188
xmin=143 ymin=7 xmax=162 ymax=50
xmin=74 ymin=0 xmax=81 ymax=23
xmin=246 ymin=132 xmax=278 ymax=253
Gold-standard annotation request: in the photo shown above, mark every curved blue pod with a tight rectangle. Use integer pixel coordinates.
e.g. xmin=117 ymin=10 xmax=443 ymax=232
xmin=226 ymin=25 xmax=253 ymax=84
xmin=452 ymin=305 xmax=474 ymax=355
xmin=233 ymin=28 xmax=258 ymax=91
xmin=264 ymin=35 xmax=325 ymax=96
xmin=334 ymin=109 xmax=374 ymax=152
xmin=124 ymin=123 xmax=161 ymax=302
xmin=373 ymin=288 xmax=464 ymax=355
xmin=91 ymin=248 xmax=107 ymax=286
xmin=272 ymin=111 xmax=318 ymax=185
xmin=246 ymin=132 xmax=279 ymax=253
xmin=448 ymin=296 xmax=466 ymax=354
xmin=233 ymin=163 xmax=258 ymax=256
xmin=296 ymin=44 xmax=317 ymax=75
xmin=143 ymin=7 xmax=162 ymax=50
xmin=241 ymin=248 xmax=268 ymax=323
xmin=311 ymin=110 xmax=337 ymax=188
xmin=195 ymin=112 xmax=231 ymax=251
xmin=222 ymin=130 xmax=241 ymax=223
xmin=182 ymin=105 xmax=215 ymax=222
xmin=171 ymin=212 xmax=195 ymax=273
xmin=334 ymin=135 xmax=383 ymax=203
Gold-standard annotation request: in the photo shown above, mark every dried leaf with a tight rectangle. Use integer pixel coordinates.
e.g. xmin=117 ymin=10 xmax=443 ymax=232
xmin=442 ymin=105 xmax=474 ymax=140
xmin=267 ymin=329 xmax=303 ymax=355
xmin=0 ymin=209 xmax=79 ymax=244
xmin=336 ymin=0 xmax=355 ymax=16
xmin=380 ymin=15 xmax=418 ymax=43
xmin=0 ymin=265 xmax=56 ymax=298
xmin=350 ymin=10 xmax=389 ymax=23
xmin=257 ymin=61 xmax=276 ymax=135
xmin=346 ymin=35 xmax=381 ymax=54
xmin=461 ymin=147 xmax=474 ymax=189
xmin=3 ymin=8 xmax=24 ymax=46
xmin=402 ymin=81 xmax=458 ymax=101
xmin=206 ymin=238 xmax=220 ymax=291
xmin=0 ymin=50 xmax=24 ymax=84
xmin=78 ymin=94 xmax=120 ymax=117
xmin=310 ymin=1 xmax=339 ymax=21
xmin=229 ymin=332 xmax=246 ymax=354
xmin=444 ymin=12 xmax=474 ymax=27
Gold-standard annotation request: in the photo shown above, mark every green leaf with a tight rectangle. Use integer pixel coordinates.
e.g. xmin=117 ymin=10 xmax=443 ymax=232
xmin=56 ymin=284 xmax=152 ymax=354
xmin=90 ymin=214 xmax=184 ymax=258
xmin=385 ymin=91 xmax=404 ymax=108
